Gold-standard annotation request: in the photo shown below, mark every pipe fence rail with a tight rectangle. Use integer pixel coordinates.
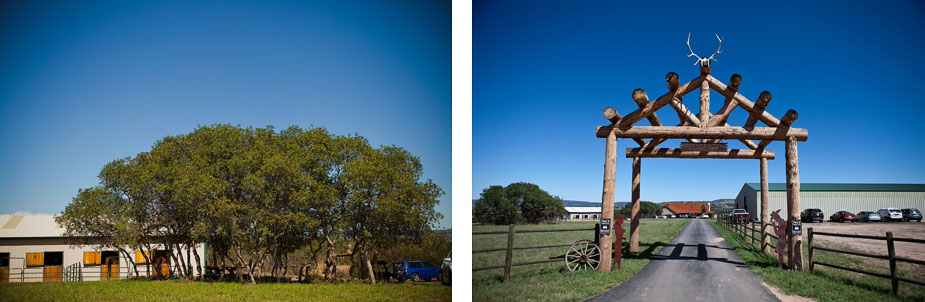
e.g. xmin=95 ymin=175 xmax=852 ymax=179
xmin=472 ymin=224 xmax=596 ymax=282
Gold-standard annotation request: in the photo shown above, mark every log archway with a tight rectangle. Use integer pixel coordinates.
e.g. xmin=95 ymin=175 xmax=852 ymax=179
xmin=594 ymin=49 xmax=808 ymax=272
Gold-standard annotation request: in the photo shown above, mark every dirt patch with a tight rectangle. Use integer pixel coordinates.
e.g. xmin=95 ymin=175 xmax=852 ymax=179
xmin=799 ymin=221 xmax=925 ymax=261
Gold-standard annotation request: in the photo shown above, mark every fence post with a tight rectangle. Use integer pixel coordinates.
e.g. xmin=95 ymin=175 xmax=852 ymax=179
xmin=886 ymin=231 xmax=897 ymax=295
xmin=503 ymin=224 xmax=515 ymax=283
xmin=751 ymin=221 xmax=757 ymax=248
xmin=807 ymin=227 xmax=814 ymax=272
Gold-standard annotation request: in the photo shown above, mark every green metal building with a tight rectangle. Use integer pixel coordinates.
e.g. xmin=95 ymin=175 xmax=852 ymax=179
xmin=734 ymin=183 xmax=925 ymax=221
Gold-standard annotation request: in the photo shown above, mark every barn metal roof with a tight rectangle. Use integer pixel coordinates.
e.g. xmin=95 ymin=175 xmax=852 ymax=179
xmin=564 ymin=207 xmax=602 ymax=213
xmin=745 ymin=183 xmax=925 ymax=192
xmin=0 ymin=213 xmax=65 ymax=238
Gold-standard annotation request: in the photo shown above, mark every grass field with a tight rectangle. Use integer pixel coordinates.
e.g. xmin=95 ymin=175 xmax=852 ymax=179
xmin=0 ymin=279 xmax=451 ymax=302
xmin=709 ymin=220 xmax=925 ymax=302
xmin=472 ymin=219 xmax=688 ymax=302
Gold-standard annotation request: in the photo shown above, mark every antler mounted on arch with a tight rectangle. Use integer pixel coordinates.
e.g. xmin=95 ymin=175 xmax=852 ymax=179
xmin=686 ymin=33 xmax=723 ymax=74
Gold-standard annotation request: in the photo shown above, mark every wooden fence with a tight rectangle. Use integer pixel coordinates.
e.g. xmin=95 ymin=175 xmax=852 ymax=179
xmin=716 ymin=214 xmax=925 ymax=295
xmin=808 ymin=228 xmax=925 ymax=294
xmin=472 ymin=224 xmax=595 ymax=282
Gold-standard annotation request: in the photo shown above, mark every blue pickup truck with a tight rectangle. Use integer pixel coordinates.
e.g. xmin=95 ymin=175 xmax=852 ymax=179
xmin=392 ymin=260 xmax=441 ymax=282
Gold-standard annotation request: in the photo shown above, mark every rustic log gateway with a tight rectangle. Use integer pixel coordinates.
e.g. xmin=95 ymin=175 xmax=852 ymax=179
xmin=594 ymin=34 xmax=809 ymax=272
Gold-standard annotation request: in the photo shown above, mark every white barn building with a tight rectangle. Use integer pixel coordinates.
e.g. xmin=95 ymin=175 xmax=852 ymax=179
xmin=0 ymin=213 xmax=205 ymax=282
xmin=563 ymin=207 xmax=602 ymax=221
xmin=734 ymin=183 xmax=925 ymax=221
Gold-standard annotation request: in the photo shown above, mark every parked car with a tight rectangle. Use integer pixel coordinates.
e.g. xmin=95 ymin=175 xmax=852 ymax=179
xmin=901 ymin=208 xmax=923 ymax=222
xmin=829 ymin=211 xmax=856 ymax=222
xmin=440 ymin=252 xmax=451 ymax=285
xmin=699 ymin=214 xmax=709 ymax=219
xmin=393 ymin=260 xmax=441 ymax=282
xmin=877 ymin=208 xmax=903 ymax=222
xmin=669 ymin=214 xmax=676 ymax=218
xmin=731 ymin=209 xmax=749 ymax=220
xmin=801 ymin=208 xmax=824 ymax=223
xmin=856 ymin=211 xmax=881 ymax=222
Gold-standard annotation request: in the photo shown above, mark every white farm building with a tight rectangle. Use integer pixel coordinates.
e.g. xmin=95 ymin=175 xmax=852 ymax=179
xmin=0 ymin=213 xmax=205 ymax=282
xmin=563 ymin=207 xmax=602 ymax=221
xmin=734 ymin=183 xmax=925 ymax=221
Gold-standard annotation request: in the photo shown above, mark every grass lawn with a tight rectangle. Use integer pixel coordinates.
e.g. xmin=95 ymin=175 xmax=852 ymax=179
xmin=709 ymin=220 xmax=925 ymax=302
xmin=472 ymin=219 xmax=688 ymax=302
xmin=0 ymin=279 xmax=451 ymax=302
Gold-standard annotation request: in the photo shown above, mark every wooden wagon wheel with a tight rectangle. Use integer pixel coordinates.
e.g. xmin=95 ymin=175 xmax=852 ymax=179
xmin=565 ymin=240 xmax=600 ymax=272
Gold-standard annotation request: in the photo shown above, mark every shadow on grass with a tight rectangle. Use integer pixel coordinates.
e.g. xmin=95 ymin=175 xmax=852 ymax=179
xmin=714 ymin=222 xmax=903 ymax=298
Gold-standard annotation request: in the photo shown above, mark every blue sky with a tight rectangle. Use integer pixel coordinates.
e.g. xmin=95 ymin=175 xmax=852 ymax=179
xmin=0 ymin=1 xmax=451 ymax=228
xmin=474 ymin=1 xmax=925 ymax=204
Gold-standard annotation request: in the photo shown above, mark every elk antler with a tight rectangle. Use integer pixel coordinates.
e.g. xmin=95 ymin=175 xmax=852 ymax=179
xmin=685 ymin=33 xmax=701 ymax=65
xmin=707 ymin=33 xmax=723 ymax=62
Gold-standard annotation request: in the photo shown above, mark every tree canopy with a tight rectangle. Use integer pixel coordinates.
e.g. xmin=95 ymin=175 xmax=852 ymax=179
xmin=473 ymin=182 xmax=565 ymax=224
xmin=616 ymin=201 xmax=661 ymax=218
xmin=56 ymin=124 xmax=443 ymax=284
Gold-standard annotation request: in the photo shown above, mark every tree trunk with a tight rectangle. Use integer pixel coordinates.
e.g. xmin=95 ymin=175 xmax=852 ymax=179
xmin=192 ymin=245 xmax=203 ymax=280
xmin=364 ymin=248 xmax=376 ymax=284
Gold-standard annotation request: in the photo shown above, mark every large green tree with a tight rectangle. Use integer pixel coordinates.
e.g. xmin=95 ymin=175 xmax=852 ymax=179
xmin=57 ymin=124 xmax=443 ymax=284
xmin=473 ymin=182 xmax=565 ymax=224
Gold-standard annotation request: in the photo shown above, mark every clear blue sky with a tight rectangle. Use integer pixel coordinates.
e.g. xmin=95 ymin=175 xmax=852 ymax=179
xmin=474 ymin=1 xmax=925 ymax=204
xmin=0 ymin=1 xmax=452 ymax=228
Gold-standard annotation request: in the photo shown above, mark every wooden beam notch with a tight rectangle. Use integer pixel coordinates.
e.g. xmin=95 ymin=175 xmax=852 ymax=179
xmin=758 ymin=109 xmax=798 ymax=149
xmin=744 ymin=91 xmax=771 ymax=130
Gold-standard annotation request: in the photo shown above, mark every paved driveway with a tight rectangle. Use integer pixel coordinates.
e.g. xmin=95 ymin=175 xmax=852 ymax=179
xmin=588 ymin=219 xmax=778 ymax=302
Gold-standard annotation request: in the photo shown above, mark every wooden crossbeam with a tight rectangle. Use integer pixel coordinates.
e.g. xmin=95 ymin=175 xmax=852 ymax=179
xmin=603 ymin=107 xmax=647 ymax=146
xmin=744 ymin=91 xmax=772 ymax=130
xmin=758 ymin=110 xmax=798 ymax=149
xmin=631 ymin=90 xmax=667 ymax=148
xmin=705 ymin=74 xmax=741 ymax=128
xmin=617 ymin=74 xmax=704 ymax=128
xmin=625 ymin=148 xmax=775 ymax=159
xmin=705 ymin=75 xmax=781 ymax=127
xmin=596 ymin=126 xmax=808 ymax=141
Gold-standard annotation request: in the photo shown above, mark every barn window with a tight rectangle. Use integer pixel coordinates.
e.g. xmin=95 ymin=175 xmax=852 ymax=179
xmin=101 ymin=251 xmax=119 ymax=263
xmin=26 ymin=252 xmax=43 ymax=267
xmin=0 ymin=252 xmax=9 ymax=267
xmin=135 ymin=251 xmax=152 ymax=264
xmin=84 ymin=252 xmax=101 ymax=266
xmin=44 ymin=252 xmax=63 ymax=266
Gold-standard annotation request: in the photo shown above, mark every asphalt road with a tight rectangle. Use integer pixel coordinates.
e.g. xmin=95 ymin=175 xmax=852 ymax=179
xmin=588 ymin=219 xmax=779 ymax=302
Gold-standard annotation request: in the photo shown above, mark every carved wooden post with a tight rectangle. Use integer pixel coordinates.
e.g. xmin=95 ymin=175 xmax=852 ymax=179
xmin=785 ymin=137 xmax=803 ymax=271
xmin=760 ymin=157 xmax=770 ymax=254
xmin=599 ymin=130 xmax=616 ymax=272
xmin=629 ymin=157 xmax=641 ymax=253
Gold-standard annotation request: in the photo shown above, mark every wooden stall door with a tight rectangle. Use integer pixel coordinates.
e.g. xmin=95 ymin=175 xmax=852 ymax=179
xmin=156 ymin=257 xmax=170 ymax=276
xmin=102 ymin=258 xmax=119 ymax=280
xmin=0 ymin=267 xmax=8 ymax=283
xmin=44 ymin=266 xmax=63 ymax=282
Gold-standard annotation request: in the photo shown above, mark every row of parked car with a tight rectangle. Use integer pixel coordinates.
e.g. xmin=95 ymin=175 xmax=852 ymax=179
xmin=801 ymin=208 xmax=922 ymax=223
xmin=389 ymin=252 xmax=452 ymax=285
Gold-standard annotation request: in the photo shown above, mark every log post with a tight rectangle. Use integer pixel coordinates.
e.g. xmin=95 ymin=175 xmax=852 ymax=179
xmin=744 ymin=91 xmax=771 ymax=130
xmin=629 ymin=157 xmax=641 ymax=253
xmin=785 ymin=137 xmax=803 ymax=271
xmin=760 ymin=157 xmax=770 ymax=254
xmin=699 ymin=77 xmax=710 ymax=127
xmin=599 ymin=131 xmax=616 ymax=272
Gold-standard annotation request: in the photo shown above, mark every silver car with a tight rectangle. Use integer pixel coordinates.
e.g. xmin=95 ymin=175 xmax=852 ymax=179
xmin=856 ymin=211 xmax=881 ymax=222
xmin=877 ymin=208 xmax=903 ymax=222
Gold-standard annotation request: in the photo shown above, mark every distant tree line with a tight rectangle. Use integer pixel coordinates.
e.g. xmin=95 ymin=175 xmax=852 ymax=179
xmin=615 ymin=201 xmax=662 ymax=218
xmin=473 ymin=182 xmax=566 ymax=224
xmin=55 ymin=124 xmax=443 ymax=284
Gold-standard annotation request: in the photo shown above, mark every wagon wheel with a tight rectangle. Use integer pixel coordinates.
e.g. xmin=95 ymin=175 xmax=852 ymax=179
xmin=565 ymin=240 xmax=601 ymax=272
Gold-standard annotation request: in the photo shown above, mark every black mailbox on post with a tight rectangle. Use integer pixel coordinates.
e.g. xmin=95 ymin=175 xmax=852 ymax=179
xmin=599 ymin=218 xmax=611 ymax=235
xmin=791 ymin=219 xmax=802 ymax=236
